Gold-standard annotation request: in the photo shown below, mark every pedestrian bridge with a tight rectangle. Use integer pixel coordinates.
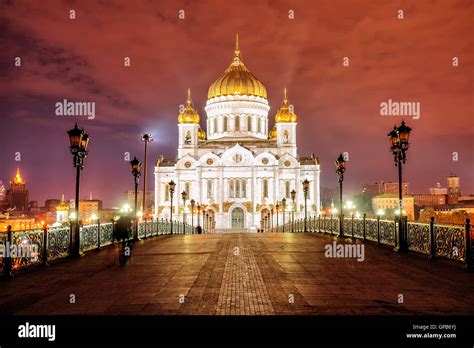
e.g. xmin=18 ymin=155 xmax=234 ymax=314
xmin=1 ymin=220 xmax=473 ymax=315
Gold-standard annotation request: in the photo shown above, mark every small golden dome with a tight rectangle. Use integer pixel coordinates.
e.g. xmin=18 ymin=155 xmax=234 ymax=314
xmin=198 ymin=127 xmax=206 ymax=141
xmin=56 ymin=195 xmax=69 ymax=212
xmin=208 ymin=34 xmax=267 ymax=100
xmin=269 ymin=125 xmax=277 ymax=139
xmin=275 ymin=88 xmax=297 ymax=123
xmin=178 ymin=89 xmax=200 ymax=124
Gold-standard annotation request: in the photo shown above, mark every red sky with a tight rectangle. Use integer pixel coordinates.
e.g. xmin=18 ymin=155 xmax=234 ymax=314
xmin=0 ymin=0 xmax=472 ymax=207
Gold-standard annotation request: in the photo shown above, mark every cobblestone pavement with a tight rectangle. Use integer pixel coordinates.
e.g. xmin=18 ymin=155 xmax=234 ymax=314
xmin=1 ymin=233 xmax=473 ymax=315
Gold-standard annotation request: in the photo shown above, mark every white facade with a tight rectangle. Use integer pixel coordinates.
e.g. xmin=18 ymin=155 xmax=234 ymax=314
xmin=154 ymin=40 xmax=321 ymax=232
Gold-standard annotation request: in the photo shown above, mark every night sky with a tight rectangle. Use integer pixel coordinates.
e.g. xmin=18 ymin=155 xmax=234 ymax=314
xmin=1 ymin=0 xmax=472 ymax=208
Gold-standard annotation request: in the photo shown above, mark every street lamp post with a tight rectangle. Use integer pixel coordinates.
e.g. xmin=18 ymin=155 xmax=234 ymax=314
xmin=388 ymin=120 xmax=412 ymax=251
xmin=282 ymin=198 xmax=286 ymax=233
xmin=302 ymin=179 xmax=309 ymax=232
xmin=168 ymin=180 xmax=176 ymax=234
xmin=275 ymin=201 xmax=280 ymax=232
xmin=130 ymin=157 xmax=142 ymax=241
xmin=291 ymin=190 xmax=296 ymax=233
xmin=67 ymin=124 xmax=90 ymax=258
xmin=202 ymin=205 xmax=206 ymax=232
xmin=197 ymin=203 xmax=201 ymax=228
xmin=335 ymin=154 xmax=346 ymax=238
xmin=270 ymin=207 xmax=274 ymax=232
xmin=190 ymin=199 xmax=195 ymax=233
xmin=181 ymin=191 xmax=187 ymax=231
xmin=141 ymin=133 xmax=153 ymax=217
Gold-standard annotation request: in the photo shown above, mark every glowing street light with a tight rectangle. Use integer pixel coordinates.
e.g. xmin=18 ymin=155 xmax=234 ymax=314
xmin=335 ymin=153 xmax=346 ymax=238
xmin=67 ymin=123 xmax=90 ymax=257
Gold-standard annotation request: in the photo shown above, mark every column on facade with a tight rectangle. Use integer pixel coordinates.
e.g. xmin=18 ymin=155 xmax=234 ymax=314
xmin=246 ymin=178 xmax=251 ymax=200
xmin=154 ymin=171 xmax=160 ymax=217
xmin=175 ymin=173 xmax=180 ymax=218
xmin=296 ymin=169 xmax=301 ymax=216
xmin=197 ymin=167 xmax=202 ymax=204
xmin=315 ymin=170 xmax=321 ymax=215
xmin=256 ymin=177 xmax=262 ymax=205
xmin=268 ymin=177 xmax=274 ymax=203
xmin=219 ymin=168 xmax=223 ymax=214
xmin=251 ymin=167 xmax=256 ymax=223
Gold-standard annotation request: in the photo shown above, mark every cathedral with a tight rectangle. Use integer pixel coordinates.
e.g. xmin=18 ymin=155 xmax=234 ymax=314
xmin=154 ymin=36 xmax=320 ymax=232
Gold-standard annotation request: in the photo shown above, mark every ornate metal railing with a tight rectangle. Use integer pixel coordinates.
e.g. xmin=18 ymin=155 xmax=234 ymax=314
xmin=1 ymin=219 xmax=197 ymax=276
xmin=434 ymin=224 xmax=466 ymax=262
xmin=277 ymin=215 xmax=472 ymax=269
xmin=407 ymin=222 xmax=430 ymax=254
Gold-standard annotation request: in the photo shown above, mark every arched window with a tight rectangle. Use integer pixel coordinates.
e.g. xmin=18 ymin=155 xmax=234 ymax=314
xmin=213 ymin=118 xmax=218 ymax=133
xmin=257 ymin=118 xmax=261 ymax=133
xmin=235 ymin=116 xmax=240 ymax=131
xmin=223 ymin=116 xmax=228 ymax=132
xmin=283 ymin=130 xmax=289 ymax=143
xmin=263 ymin=179 xmax=268 ymax=198
xmin=242 ymin=180 xmax=246 ymax=198
xmin=285 ymin=181 xmax=290 ymax=198
xmin=229 ymin=180 xmax=234 ymax=198
xmin=185 ymin=131 xmax=191 ymax=144
xmin=247 ymin=116 xmax=252 ymax=131
xmin=207 ymin=179 xmax=213 ymax=199
xmin=164 ymin=184 xmax=169 ymax=201
xmin=236 ymin=180 xmax=240 ymax=198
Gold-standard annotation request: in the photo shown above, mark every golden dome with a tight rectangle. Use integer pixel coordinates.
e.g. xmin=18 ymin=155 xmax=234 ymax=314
xmin=275 ymin=88 xmax=297 ymax=123
xmin=198 ymin=127 xmax=206 ymax=141
xmin=56 ymin=195 xmax=69 ymax=212
xmin=178 ymin=89 xmax=200 ymax=124
xmin=207 ymin=35 xmax=267 ymax=100
xmin=269 ymin=125 xmax=277 ymax=139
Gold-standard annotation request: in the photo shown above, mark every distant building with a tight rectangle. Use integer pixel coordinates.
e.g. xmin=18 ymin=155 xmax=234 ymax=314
xmin=124 ymin=190 xmax=154 ymax=214
xmin=0 ymin=213 xmax=35 ymax=231
xmin=414 ymin=175 xmax=462 ymax=213
xmin=5 ymin=168 xmax=29 ymax=211
xmin=45 ymin=199 xmax=61 ymax=213
xmin=372 ymin=194 xmax=415 ymax=220
xmin=413 ymin=194 xmax=447 ymax=207
xmin=363 ymin=181 xmax=409 ymax=197
xmin=79 ymin=199 xmax=103 ymax=223
xmin=98 ymin=208 xmax=121 ymax=222
xmin=428 ymin=182 xmax=448 ymax=195
xmin=447 ymin=174 xmax=460 ymax=204
xmin=0 ymin=180 xmax=6 ymax=209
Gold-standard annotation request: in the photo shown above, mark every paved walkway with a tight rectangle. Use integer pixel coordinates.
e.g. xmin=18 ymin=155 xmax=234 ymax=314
xmin=1 ymin=233 xmax=473 ymax=315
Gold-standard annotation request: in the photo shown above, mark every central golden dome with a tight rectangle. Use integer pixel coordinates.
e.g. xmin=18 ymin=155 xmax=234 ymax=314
xmin=208 ymin=35 xmax=267 ymax=100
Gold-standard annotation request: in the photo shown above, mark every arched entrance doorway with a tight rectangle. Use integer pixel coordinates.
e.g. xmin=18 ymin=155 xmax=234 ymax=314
xmin=231 ymin=207 xmax=245 ymax=229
